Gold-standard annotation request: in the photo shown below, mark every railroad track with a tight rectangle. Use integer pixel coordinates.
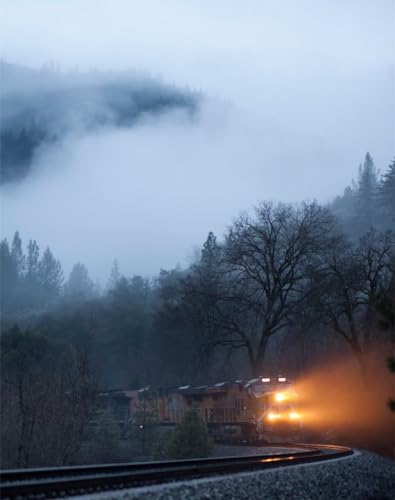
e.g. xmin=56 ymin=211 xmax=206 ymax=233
xmin=0 ymin=444 xmax=353 ymax=499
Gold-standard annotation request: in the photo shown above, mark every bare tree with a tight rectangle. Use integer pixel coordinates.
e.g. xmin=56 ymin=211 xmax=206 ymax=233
xmin=1 ymin=327 xmax=96 ymax=468
xmin=314 ymin=229 xmax=394 ymax=372
xmin=184 ymin=202 xmax=338 ymax=376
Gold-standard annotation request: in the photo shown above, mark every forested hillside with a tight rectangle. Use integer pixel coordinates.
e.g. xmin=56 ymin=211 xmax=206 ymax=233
xmin=1 ymin=153 xmax=394 ymax=386
xmin=0 ymin=62 xmax=199 ymax=183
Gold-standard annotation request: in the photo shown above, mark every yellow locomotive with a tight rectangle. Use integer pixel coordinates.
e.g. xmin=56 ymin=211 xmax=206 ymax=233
xmin=98 ymin=376 xmax=302 ymax=443
xmin=156 ymin=376 xmax=301 ymax=442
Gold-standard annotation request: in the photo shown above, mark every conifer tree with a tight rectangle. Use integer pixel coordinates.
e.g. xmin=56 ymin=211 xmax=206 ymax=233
xmin=26 ymin=240 xmax=40 ymax=284
xmin=165 ymin=410 xmax=212 ymax=459
xmin=108 ymin=259 xmax=121 ymax=290
xmin=11 ymin=231 xmax=25 ymax=275
xmin=378 ymin=159 xmax=395 ymax=228
xmin=355 ymin=152 xmax=379 ymax=232
xmin=65 ymin=263 xmax=94 ymax=302
xmin=0 ymin=238 xmax=18 ymax=312
xmin=38 ymin=247 xmax=64 ymax=305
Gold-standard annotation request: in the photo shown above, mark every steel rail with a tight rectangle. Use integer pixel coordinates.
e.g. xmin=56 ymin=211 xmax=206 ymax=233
xmin=0 ymin=444 xmax=353 ymax=499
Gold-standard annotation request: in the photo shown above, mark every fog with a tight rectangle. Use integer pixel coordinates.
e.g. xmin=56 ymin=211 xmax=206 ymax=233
xmin=294 ymin=345 xmax=395 ymax=452
xmin=1 ymin=0 xmax=394 ymax=281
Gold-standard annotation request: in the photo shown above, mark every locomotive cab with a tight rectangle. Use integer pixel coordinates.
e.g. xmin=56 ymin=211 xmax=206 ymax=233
xmin=254 ymin=378 xmax=302 ymax=440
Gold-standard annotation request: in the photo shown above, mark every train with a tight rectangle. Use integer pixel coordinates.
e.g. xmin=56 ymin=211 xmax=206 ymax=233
xmin=99 ymin=375 xmax=302 ymax=443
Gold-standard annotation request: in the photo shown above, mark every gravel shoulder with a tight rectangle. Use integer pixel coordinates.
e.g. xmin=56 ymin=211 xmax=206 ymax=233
xmin=76 ymin=450 xmax=395 ymax=500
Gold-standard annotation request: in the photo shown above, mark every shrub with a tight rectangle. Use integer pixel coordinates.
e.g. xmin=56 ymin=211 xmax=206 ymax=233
xmin=165 ymin=410 xmax=212 ymax=459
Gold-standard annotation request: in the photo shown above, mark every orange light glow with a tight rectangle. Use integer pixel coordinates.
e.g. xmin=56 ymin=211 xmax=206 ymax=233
xmin=267 ymin=412 xmax=277 ymax=421
xmin=275 ymin=392 xmax=285 ymax=402
xmin=289 ymin=411 xmax=300 ymax=420
xmin=291 ymin=346 xmax=395 ymax=458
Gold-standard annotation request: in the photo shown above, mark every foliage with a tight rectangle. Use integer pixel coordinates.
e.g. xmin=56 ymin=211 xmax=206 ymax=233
xmin=183 ymin=202 xmax=339 ymax=375
xmin=1 ymin=153 xmax=395 ymax=462
xmin=129 ymin=389 xmax=159 ymax=456
xmin=64 ymin=263 xmax=95 ymax=303
xmin=164 ymin=411 xmax=212 ymax=459
xmin=0 ymin=62 xmax=199 ymax=184
xmin=1 ymin=235 xmax=64 ymax=314
xmin=0 ymin=326 xmax=96 ymax=467
xmin=83 ymin=409 xmax=124 ymax=463
xmin=330 ymin=153 xmax=395 ymax=235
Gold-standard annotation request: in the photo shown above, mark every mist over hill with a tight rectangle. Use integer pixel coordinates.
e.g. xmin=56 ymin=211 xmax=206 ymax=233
xmin=0 ymin=62 xmax=200 ymax=183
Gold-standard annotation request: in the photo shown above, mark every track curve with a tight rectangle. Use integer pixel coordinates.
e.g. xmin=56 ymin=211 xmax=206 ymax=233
xmin=0 ymin=444 xmax=353 ymax=499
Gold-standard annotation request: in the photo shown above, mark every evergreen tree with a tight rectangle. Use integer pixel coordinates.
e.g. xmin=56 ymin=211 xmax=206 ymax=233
xmin=26 ymin=239 xmax=40 ymax=284
xmin=11 ymin=231 xmax=25 ymax=275
xmin=354 ymin=152 xmax=379 ymax=232
xmin=0 ymin=238 xmax=18 ymax=313
xmin=164 ymin=410 xmax=212 ymax=459
xmin=107 ymin=259 xmax=120 ymax=290
xmin=38 ymin=247 xmax=64 ymax=305
xmin=377 ymin=159 xmax=395 ymax=229
xmin=65 ymin=263 xmax=94 ymax=302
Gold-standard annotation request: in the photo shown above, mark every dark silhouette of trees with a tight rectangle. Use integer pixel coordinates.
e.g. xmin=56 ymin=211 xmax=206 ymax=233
xmin=313 ymin=230 xmax=394 ymax=373
xmin=38 ymin=248 xmax=64 ymax=306
xmin=184 ymin=203 xmax=339 ymax=376
xmin=0 ymin=233 xmax=66 ymax=315
xmin=1 ymin=326 xmax=96 ymax=467
xmin=354 ymin=152 xmax=379 ymax=231
xmin=330 ymin=153 xmax=394 ymax=235
xmin=378 ymin=159 xmax=395 ymax=227
xmin=64 ymin=263 xmax=95 ymax=303
xmin=107 ymin=259 xmax=121 ymax=291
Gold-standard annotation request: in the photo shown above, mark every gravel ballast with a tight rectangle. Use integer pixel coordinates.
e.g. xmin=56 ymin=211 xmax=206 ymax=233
xmin=76 ymin=451 xmax=395 ymax=500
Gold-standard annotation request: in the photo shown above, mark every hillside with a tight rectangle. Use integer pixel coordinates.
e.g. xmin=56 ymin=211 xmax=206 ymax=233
xmin=0 ymin=62 xmax=200 ymax=183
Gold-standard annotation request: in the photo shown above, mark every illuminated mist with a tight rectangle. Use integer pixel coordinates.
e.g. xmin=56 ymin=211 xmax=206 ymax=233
xmin=294 ymin=345 xmax=395 ymax=456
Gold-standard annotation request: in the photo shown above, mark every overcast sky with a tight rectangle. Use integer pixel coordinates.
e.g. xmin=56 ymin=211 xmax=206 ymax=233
xmin=1 ymin=0 xmax=394 ymax=282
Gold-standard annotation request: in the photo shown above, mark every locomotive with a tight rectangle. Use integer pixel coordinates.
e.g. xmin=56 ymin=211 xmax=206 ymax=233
xmin=158 ymin=376 xmax=301 ymax=442
xmin=100 ymin=375 xmax=302 ymax=443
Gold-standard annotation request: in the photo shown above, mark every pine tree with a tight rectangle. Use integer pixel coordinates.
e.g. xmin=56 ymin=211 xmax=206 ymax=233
xmin=65 ymin=263 xmax=94 ymax=302
xmin=11 ymin=231 xmax=25 ymax=275
xmin=0 ymin=238 xmax=18 ymax=312
xmin=164 ymin=410 xmax=212 ymax=459
xmin=108 ymin=259 xmax=120 ymax=290
xmin=38 ymin=247 xmax=64 ymax=305
xmin=355 ymin=152 xmax=379 ymax=232
xmin=26 ymin=239 xmax=40 ymax=283
xmin=377 ymin=159 xmax=395 ymax=229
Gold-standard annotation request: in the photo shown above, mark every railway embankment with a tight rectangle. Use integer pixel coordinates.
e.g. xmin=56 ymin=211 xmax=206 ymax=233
xmin=75 ymin=450 xmax=394 ymax=500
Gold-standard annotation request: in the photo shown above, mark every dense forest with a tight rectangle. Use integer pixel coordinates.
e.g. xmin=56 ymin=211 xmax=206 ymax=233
xmin=1 ymin=152 xmax=394 ymax=466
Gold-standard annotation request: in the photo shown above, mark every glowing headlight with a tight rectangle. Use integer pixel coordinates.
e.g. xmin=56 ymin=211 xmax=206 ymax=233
xmin=267 ymin=412 xmax=277 ymax=421
xmin=289 ymin=411 xmax=300 ymax=420
xmin=275 ymin=392 xmax=285 ymax=402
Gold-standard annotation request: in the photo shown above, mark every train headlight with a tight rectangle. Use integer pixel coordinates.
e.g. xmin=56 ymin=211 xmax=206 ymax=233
xmin=267 ymin=412 xmax=277 ymax=421
xmin=275 ymin=392 xmax=285 ymax=402
xmin=289 ymin=411 xmax=300 ymax=420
